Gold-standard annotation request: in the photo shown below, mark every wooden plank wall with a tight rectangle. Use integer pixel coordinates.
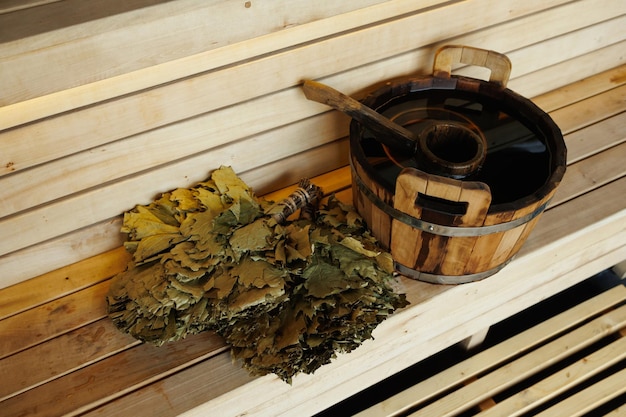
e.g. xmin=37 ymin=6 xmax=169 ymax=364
xmin=1 ymin=0 xmax=625 ymax=289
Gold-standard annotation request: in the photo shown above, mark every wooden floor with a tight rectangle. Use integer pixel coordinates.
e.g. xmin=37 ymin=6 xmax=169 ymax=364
xmin=319 ymin=270 xmax=626 ymax=417
xmin=0 ymin=65 xmax=625 ymax=416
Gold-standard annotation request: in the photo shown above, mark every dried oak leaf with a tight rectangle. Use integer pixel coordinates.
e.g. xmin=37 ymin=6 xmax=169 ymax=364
xmin=107 ymin=167 xmax=408 ymax=380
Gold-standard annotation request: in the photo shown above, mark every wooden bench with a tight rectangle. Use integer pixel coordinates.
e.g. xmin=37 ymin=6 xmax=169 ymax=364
xmin=1 ymin=1 xmax=625 ymax=416
xmin=355 ymin=279 xmax=626 ymax=417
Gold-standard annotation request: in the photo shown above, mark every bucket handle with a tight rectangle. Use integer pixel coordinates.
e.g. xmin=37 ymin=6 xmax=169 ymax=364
xmin=393 ymin=168 xmax=492 ymax=229
xmin=433 ymin=45 xmax=512 ymax=87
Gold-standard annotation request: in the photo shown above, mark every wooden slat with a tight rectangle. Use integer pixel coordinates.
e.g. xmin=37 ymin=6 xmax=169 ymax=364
xmin=551 ymin=141 xmax=626 ymax=207
xmin=406 ymin=306 xmax=626 ymax=417
xmin=177 ymin=178 xmax=626 ymax=416
xmin=3 ymin=62 xmax=623 ymax=266
xmin=81 ymin=351 xmax=254 ymax=417
xmin=0 ymin=163 xmax=353 ymax=291
xmin=0 ymin=0 xmax=181 ymax=48
xmin=561 ymin=110 xmax=626 ymax=165
xmin=534 ymin=367 xmax=626 ymax=417
xmin=0 ymin=318 xmax=139 ymax=402
xmin=0 ymin=0 xmax=444 ymax=123
xmin=0 ymin=332 xmax=227 ymax=417
xmin=479 ymin=337 xmax=626 ymax=416
xmin=356 ymin=285 xmax=626 ymax=417
xmin=0 ymin=0 xmax=393 ymax=105
xmin=0 ymin=0 xmax=575 ymax=130
xmin=504 ymin=14 xmax=626 ymax=79
xmin=2 ymin=58 xmax=620 ymax=222
xmin=511 ymin=40 xmax=626 ymax=100
xmin=0 ymin=247 xmax=129 ymax=320
xmin=0 ymin=281 xmax=109 ymax=360
xmin=530 ymin=64 xmax=626 ymax=113
xmin=451 ymin=13 xmax=626 ymax=85
xmin=0 ymin=0 xmax=602 ymax=177
xmin=0 ymin=137 xmax=352 ymax=260
xmin=0 ymin=107 xmax=349 ymax=217
xmin=549 ymin=84 xmax=626 ymax=133
xmin=517 ymin=178 xmax=625 ymax=257
xmin=0 ymin=0 xmax=63 ymax=14
xmin=0 ymin=217 xmax=126 ymax=291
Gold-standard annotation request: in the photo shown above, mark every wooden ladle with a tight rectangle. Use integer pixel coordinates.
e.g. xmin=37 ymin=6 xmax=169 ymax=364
xmin=301 ymin=79 xmax=487 ymax=178
xmin=302 ymin=80 xmax=417 ymax=155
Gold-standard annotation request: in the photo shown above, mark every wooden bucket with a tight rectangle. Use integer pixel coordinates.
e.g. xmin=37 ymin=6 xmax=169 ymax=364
xmin=350 ymin=45 xmax=567 ymax=284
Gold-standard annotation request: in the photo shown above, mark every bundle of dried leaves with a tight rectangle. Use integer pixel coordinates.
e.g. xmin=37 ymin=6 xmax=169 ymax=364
xmin=107 ymin=166 xmax=408 ymax=382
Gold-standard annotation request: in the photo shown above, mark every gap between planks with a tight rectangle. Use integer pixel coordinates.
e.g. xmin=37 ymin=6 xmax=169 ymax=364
xmin=357 ymin=285 xmax=626 ymax=417
xmin=2 ymin=64 xmax=624 ymax=266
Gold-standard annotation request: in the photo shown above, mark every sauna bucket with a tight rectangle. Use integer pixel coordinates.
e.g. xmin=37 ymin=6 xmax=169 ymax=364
xmin=349 ymin=45 xmax=567 ymax=284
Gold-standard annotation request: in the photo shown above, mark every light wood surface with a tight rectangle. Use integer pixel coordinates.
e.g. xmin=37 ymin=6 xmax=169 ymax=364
xmin=0 ymin=1 xmax=624 ymax=415
xmin=1 ymin=1 xmax=624 ymax=284
xmin=358 ymin=285 xmax=626 ymax=417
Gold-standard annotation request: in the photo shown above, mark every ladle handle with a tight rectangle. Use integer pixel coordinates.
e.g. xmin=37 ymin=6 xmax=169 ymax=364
xmin=433 ymin=45 xmax=512 ymax=87
xmin=302 ymin=80 xmax=417 ymax=155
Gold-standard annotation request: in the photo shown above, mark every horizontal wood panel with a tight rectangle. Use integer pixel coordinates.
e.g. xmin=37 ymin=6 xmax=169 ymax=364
xmin=0 ymin=331 xmax=228 ymax=417
xmin=562 ymin=110 xmax=626 ymax=164
xmin=0 ymin=0 xmax=63 ymax=15
xmin=533 ymin=368 xmax=626 ymax=417
xmin=2 ymin=67 xmax=623 ymax=263
xmin=407 ymin=306 xmax=626 ymax=416
xmin=0 ymin=0 xmax=450 ymax=129
xmin=0 ymin=318 xmax=139 ymax=401
xmin=83 ymin=350 xmax=253 ymax=417
xmin=1 ymin=171 xmax=623 ymax=417
xmin=358 ymin=286 xmax=626 ymax=417
xmin=0 ymin=247 xmax=129 ymax=321
xmin=0 ymin=218 xmax=127 ymax=291
xmin=152 ymin=201 xmax=626 ymax=416
xmin=1 ymin=2 xmax=624 ymax=415
xmin=0 ymin=281 xmax=109 ymax=360
xmin=0 ymin=0 xmax=393 ymax=104
xmin=2 ymin=66 xmax=625 ymax=288
xmin=2 ymin=15 xmax=624 ymax=219
xmin=552 ymin=141 xmax=626 ymax=207
xmin=0 ymin=0 xmax=570 ymax=130
xmin=1 ymin=0 xmax=591 ymax=177
xmin=0 ymin=166 xmax=353 ymax=290
xmin=357 ymin=285 xmax=626 ymax=416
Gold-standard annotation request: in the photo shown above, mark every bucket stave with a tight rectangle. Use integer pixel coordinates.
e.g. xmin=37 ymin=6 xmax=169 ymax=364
xmin=349 ymin=45 xmax=566 ymax=284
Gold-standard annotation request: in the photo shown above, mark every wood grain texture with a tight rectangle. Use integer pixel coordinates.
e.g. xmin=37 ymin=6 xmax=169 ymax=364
xmin=0 ymin=0 xmax=447 ymax=130
xmin=2 ymin=62 xmax=623 ymax=287
xmin=0 ymin=281 xmax=110 ymax=360
xmin=0 ymin=0 xmax=392 ymax=104
xmin=533 ymin=368 xmax=626 ymax=417
xmin=0 ymin=248 xmax=130 ymax=320
xmin=1 ymin=0 xmax=602 ymax=173
xmin=0 ymin=332 xmax=227 ymax=417
xmin=480 ymin=337 xmax=626 ymax=416
xmin=408 ymin=305 xmax=626 ymax=417
xmin=356 ymin=285 xmax=626 ymax=417
xmin=0 ymin=318 xmax=139 ymax=402
xmin=0 ymin=2 xmax=625 ymax=415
